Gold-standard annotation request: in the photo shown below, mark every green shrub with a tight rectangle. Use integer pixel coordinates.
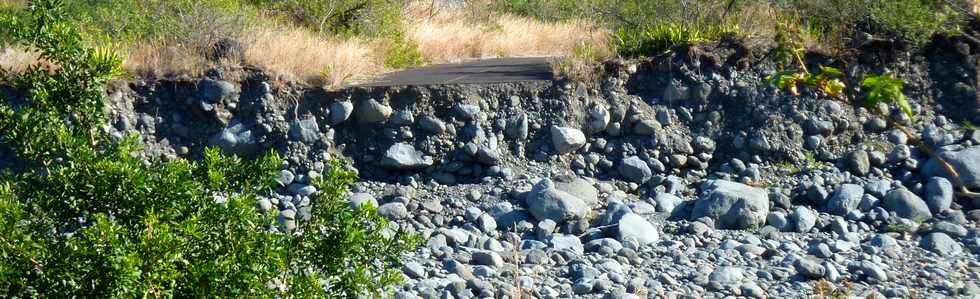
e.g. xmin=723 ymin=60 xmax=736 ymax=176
xmin=869 ymin=0 xmax=962 ymax=45
xmin=0 ymin=1 xmax=417 ymax=297
xmin=383 ymin=32 xmax=427 ymax=69
xmin=615 ymin=22 xmax=741 ymax=57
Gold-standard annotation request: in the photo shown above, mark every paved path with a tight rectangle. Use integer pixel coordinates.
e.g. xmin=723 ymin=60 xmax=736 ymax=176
xmin=361 ymin=57 xmax=554 ymax=87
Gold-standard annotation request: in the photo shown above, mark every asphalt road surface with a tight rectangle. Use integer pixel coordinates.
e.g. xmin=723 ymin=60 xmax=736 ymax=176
xmin=361 ymin=57 xmax=554 ymax=87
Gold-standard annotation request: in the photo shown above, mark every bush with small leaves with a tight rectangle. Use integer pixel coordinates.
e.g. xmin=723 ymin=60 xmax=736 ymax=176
xmin=0 ymin=1 xmax=417 ymax=297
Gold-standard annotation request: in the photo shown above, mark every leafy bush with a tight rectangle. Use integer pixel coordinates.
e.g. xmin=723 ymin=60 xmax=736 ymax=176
xmin=0 ymin=1 xmax=416 ymax=297
xmin=862 ymin=73 xmax=913 ymax=119
xmin=382 ymin=32 xmax=427 ymax=69
xmin=615 ymin=22 xmax=741 ymax=57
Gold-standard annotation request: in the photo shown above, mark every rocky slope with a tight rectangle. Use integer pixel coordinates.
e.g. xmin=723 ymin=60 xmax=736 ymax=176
xmin=18 ymin=35 xmax=980 ymax=298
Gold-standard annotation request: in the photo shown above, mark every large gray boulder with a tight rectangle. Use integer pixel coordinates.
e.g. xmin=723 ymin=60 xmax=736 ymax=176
xmin=380 ymin=143 xmax=433 ymax=170
xmin=328 ymin=101 xmax=353 ymax=125
xmin=288 ymin=117 xmax=319 ymax=143
xmin=618 ymin=156 xmax=652 ymax=184
xmin=355 ymin=98 xmax=393 ymax=124
xmin=550 ymin=126 xmax=586 ymax=154
xmin=691 ymin=180 xmax=770 ymax=229
xmin=925 ymin=177 xmax=953 ymax=214
xmin=616 ymin=213 xmax=659 ymax=245
xmin=922 ymin=145 xmax=980 ymax=189
xmin=553 ymin=176 xmax=598 ymax=206
xmin=882 ymin=189 xmax=932 ymax=222
xmin=209 ymin=122 xmax=259 ymax=156
xmin=825 ymin=184 xmax=864 ymax=216
xmin=919 ymin=232 xmax=962 ymax=256
xmin=526 ymin=178 xmax=589 ymax=223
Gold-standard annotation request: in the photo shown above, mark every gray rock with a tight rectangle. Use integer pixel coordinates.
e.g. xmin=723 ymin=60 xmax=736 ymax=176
xmin=691 ymin=180 xmax=770 ymax=229
xmin=198 ymin=79 xmax=239 ymax=103
xmin=380 ymin=143 xmax=433 ymax=170
xmin=526 ymin=179 xmax=589 ymax=223
xmin=882 ymin=189 xmax=932 ymax=222
xmin=767 ymin=212 xmax=790 ymax=231
xmin=548 ymin=234 xmax=584 ymax=254
xmin=847 ymin=150 xmax=870 ymax=176
xmin=403 ymin=261 xmax=426 ymax=279
xmin=587 ymin=104 xmax=610 ymax=133
xmin=348 ymin=192 xmax=378 ymax=208
xmin=288 ymin=117 xmax=319 ymax=143
xmin=389 ymin=110 xmax=414 ymax=126
xmin=328 ymin=100 xmax=353 ymax=125
xmin=209 ymin=122 xmax=259 ymax=156
xmin=418 ymin=116 xmax=446 ymax=134
xmin=923 ymin=145 xmax=980 ymax=189
xmin=505 ymin=113 xmax=529 ymax=140
xmin=925 ymin=177 xmax=953 ymax=214
xmin=931 ymin=221 xmax=968 ymax=237
xmin=454 ymin=104 xmax=481 ymax=122
xmin=379 ymin=202 xmax=409 ymax=219
xmin=794 ymin=258 xmax=825 ymax=279
xmin=554 ymin=177 xmax=598 ymax=206
xmin=919 ymin=232 xmax=962 ymax=256
xmin=825 ymin=184 xmax=864 ymax=216
xmin=275 ymin=170 xmax=295 ymax=186
xmin=791 ymin=206 xmax=817 ymax=233
xmin=869 ymin=234 xmax=898 ymax=248
xmin=740 ymin=282 xmax=766 ymax=298
xmin=287 ymin=183 xmax=317 ymax=196
xmin=471 ymin=251 xmax=504 ymax=268
xmin=633 ymin=119 xmax=661 ymax=136
xmin=618 ymin=156 xmax=652 ymax=184
xmin=654 ymin=193 xmax=682 ymax=214
xmin=551 ymin=126 xmax=586 ymax=154
xmin=708 ymin=267 xmax=744 ymax=288
xmin=355 ymin=98 xmax=392 ymax=124
xmin=616 ymin=213 xmax=659 ymax=246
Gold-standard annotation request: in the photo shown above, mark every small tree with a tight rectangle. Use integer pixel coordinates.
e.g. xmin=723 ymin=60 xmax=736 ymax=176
xmin=0 ymin=0 xmax=417 ymax=297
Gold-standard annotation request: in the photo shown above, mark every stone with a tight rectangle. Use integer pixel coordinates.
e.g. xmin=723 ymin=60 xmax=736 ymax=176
xmin=925 ymin=177 xmax=953 ymax=214
xmin=691 ymin=180 xmax=770 ymax=229
xmin=275 ymin=170 xmax=295 ymax=186
xmin=825 ymin=184 xmax=864 ymax=216
xmin=882 ymin=189 xmax=932 ymax=222
xmin=403 ymin=262 xmax=426 ymax=279
xmin=472 ymin=251 xmax=504 ymax=268
xmin=378 ymin=202 xmax=409 ymax=219
xmin=616 ymin=213 xmax=659 ymax=246
xmin=708 ymin=267 xmax=744 ymax=288
xmin=209 ymin=122 xmax=259 ymax=156
xmin=287 ymin=183 xmax=317 ymax=197
xmin=348 ymin=192 xmax=378 ymax=208
xmin=847 ymin=150 xmax=870 ymax=176
xmin=923 ymin=146 xmax=980 ymax=189
xmin=740 ymin=283 xmax=766 ymax=298
xmin=587 ymin=104 xmax=610 ymax=133
xmin=328 ymin=100 xmax=354 ymax=125
xmin=548 ymin=234 xmax=584 ymax=254
xmin=794 ymin=258 xmax=825 ymax=279
xmin=355 ymin=98 xmax=392 ymax=124
xmin=505 ymin=113 xmax=529 ymax=140
xmin=288 ymin=117 xmax=319 ymax=143
xmin=380 ymin=143 xmax=433 ymax=170
xmin=198 ymin=78 xmax=239 ymax=103
xmin=418 ymin=116 xmax=446 ymax=134
xmin=618 ymin=156 xmax=652 ymax=184
xmin=454 ymin=104 xmax=481 ymax=122
xmin=550 ymin=126 xmax=586 ymax=154
xmin=654 ymin=193 xmax=682 ymax=214
xmin=919 ymin=232 xmax=962 ymax=256
xmin=791 ymin=206 xmax=817 ymax=233
xmin=767 ymin=212 xmax=790 ymax=231
xmin=554 ymin=177 xmax=598 ymax=206
xmin=526 ymin=179 xmax=589 ymax=223
xmin=633 ymin=119 xmax=661 ymax=136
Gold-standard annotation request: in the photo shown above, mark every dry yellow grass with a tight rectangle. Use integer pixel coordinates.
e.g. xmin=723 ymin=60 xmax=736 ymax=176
xmin=403 ymin=2 xmax=611 ymax=63
xmin=239 ymin=26 xmax=381 ymax=87
xmin=3 ymin=2 xmax=608 ymax=87
xmin=0 ymin=46 xmax=41 ymax=75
